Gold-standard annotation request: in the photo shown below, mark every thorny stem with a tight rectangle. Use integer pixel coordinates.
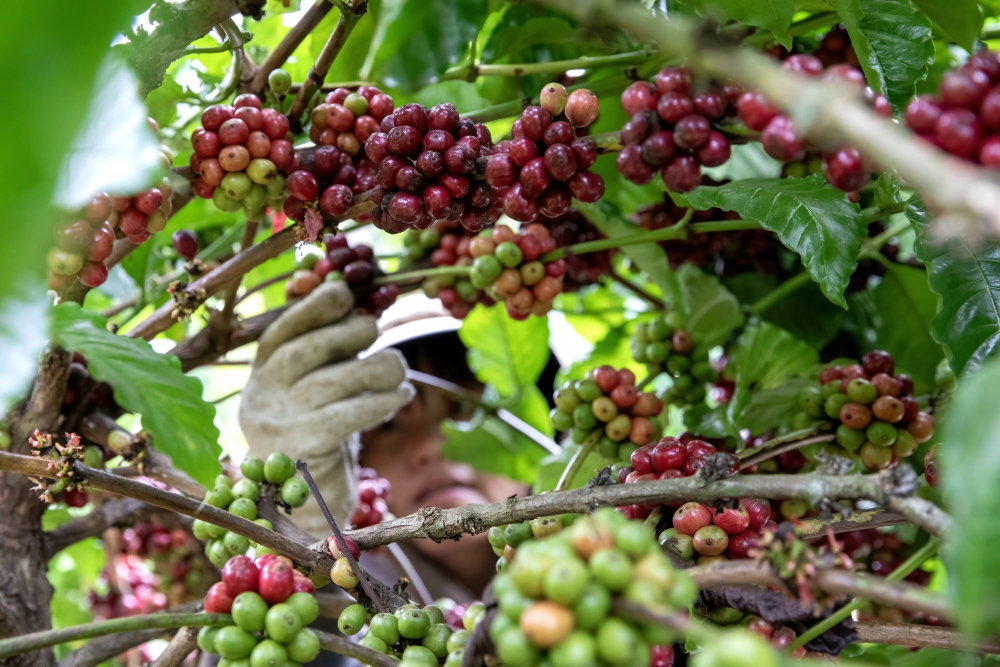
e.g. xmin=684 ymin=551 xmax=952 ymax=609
xmin=788 ymin=538 xmax=940 ymax=650
xmin=296 ymin=461 xmax=386 ymax=613
xmin=443 ymin=50 xmax=651 ymax=81
xmin=0 ymin=613 xmax=230 ymax=660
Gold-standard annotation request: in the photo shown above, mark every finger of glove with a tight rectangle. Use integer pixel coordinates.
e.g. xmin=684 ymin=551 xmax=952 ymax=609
xmin=255 ymin=281 xmax=354 ymax=367
xmin=297 ymin=385 xmax=415 ymax=452
xmin=261 ymin=314 xmax=378 ymax=387
xmin=287 ymin=350 xmax=408 ymax=411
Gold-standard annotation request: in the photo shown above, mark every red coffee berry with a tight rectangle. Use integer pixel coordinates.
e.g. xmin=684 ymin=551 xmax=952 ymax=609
xmin=503 ymin=183 xmax=540 ymax=222
xmin=172 ymin=230 xmax=198 ymax=260
xmin=544 ymin=121 xmax=574 ymax=146
xmin=655 ymin=67 xmax=692 ymax=96
xmin=234 ymin=93 xmax=261 ymax=110
xmin=388 ymin=125 xmax=423 ymax=157
xmin=824 ymin=147 xmax=869 ymax=191
xmin=622 ymin=81 xmax=659 ymax=116
xmin=617 ymin=143 xmax=657 ymax=184
xmin=935 ymin=108 xmax=983 ymax=158
xmin=510 ymin=137 xmax=540 ymax=167
xmin=905 ymin=95 xmax=943 ymax=134
xmin=657 ymin=92 xmax=695 ymax=125
xmin=695 ymin=131 xmax=732 ymax=167
xmin=761 ymin=116 xmax=805 ymax=162
xmin=395 ymin=165 xmax=426 ymax=192
xmin=218 ymin=118 xmax=249 ymax=146
xmin=262 ymin=112 xmax=290 ymax=141
xmin=393 ymin=103 xmax=429 ymax=133
xmin=739 ymin=498 xmax=771 ymax=531
xmin=713 ymin=504 xmax=750 ymax=535
xmin=192 ymin=131 xmax=221 ymax=158
xmin=486 ymin=153 xmax=518 ymax=187
xmin=726 ymin=529 xmax=761 ymax=559
xmin=521 ymin=106 xmax=553 ymax=141
xmin=437 ymin=173 xmax=470 ymax=198
xmin=78 ymin=262 xmax=108 ymax=288
xmin=737 ymin=92 xmax=779 ymax=131
xmin=941 ymin=66 xmax=991 ymax=109
xmin=981 ymin=135 xmax=1000 ymax=167
xmin=204 ymin=581 xmax=235 ymax=614
xmin=387 ymin=192 xmax=425 ymax=224
xmin=222 ymin=555 xmax=260 ymax=595
xmin=570 ymin=138 xmax=598 ymax=170
xmin=427 ymin=103 xmax=459 ymax=132
xmin=543 ymin=143 xmax=578 ymax=182
xmin=258 ymin=561 xmax=294 ymax=605
xmin=640 ymin=130 xmax=676 ymax=167
xmin=693 ymin=89 xmax=727 ymax=119
xmin=287 ymin=170 xmax=319 ymax=201
xmin=651 ymin=441 xmax=686 ymax=473
xmin=783 ymin=54 xmax=823 ymax=77
xmin=201 ymin=105 xmax=235 ymax=132
xmin=319 ymin=184 xmax=354 ymax=216
xmin=444 ymin=144 xmax=477 ymax=173
xmin=540 ymin=186 xmax=572 ymax=218
xmin=673 ymin=502 xmax=713 ymax=536
xmin=661 ymin=155 xmax=702 ymax=192
xmin=567 ymin=170 xmax=605 ymax=203
xmin=673 ymin=114 xmax=711 ymax=150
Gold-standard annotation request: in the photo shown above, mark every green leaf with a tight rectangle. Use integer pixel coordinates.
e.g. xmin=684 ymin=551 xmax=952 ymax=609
xmin=0 ymin=283 xmax=50 ymax=411
xmin=672 ymin=175 xmax=866 ymax=308
xmin=911 ymin=0 xmax=983 ymax=50
xmin=676 ymin=265 xmax=745 ymax=347
xmin=458 ymin=303 xmax=550 ymax=400
xmin=480 ymin=5 xmax=579 ymax=62
xmin=868 ymin=264 xmax=944 ymax=389
xmin=702 ymin=142 xmax=784 ymax=183
xmin=941 ymin=355 xmax=1000 ymax=640
xmin=742 ymin=377 xmax=814 ymax=434
xmin=726 ymin=322 xmax=819 ymax=438
xmin=556 ymin=325 xmax=644 ymax=385
xmin=681 ymin=0 xmax=795 ymax=48
xmin=726 ymin=273 xmax=847 ymax=349
xmin=50 ymin=303 xmax=221 ymax=488
xmin=834 ymin=0 xmax=934 ymax=111
xmin=48 ymin=538 xmax=105 ymax=643
xmin=576 ymin=200 xmax=681 ymax=305
xmin=909 ymin=198 xmax=1000 ymax=376
xmin=361 ymin=0 xmax=488 ymax=91
xmin=873 ymin=173 xmax=904 ymax=211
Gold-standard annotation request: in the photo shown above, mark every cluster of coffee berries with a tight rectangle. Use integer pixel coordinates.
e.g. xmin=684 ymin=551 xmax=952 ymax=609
xmin=617 ymin=66 xmax=737 ymax=192
xmin=904 ymin=49 xmax=1000 ymax=166
xmin=350 ymin=467 xmax=392 ymax=529
xmin=632 ymin=196 xmax=782 ymax=277
xmin=199 ymin=555 xmax=321 ymax=665
xmin=489 ymin=515 xmax=567 ymax=571
xmin=285 ymin=234 xmax=399 ymax=316
xmin=740 ymin=57 xmax=888 ymax=192
xmin=48 ymin=119 xmax=174 ymax=291
xmin=364 ymin=101 xmax=497 ymax=234
xmin=190 ymin=95 xmax=296 ymax=218
xmin=309 ymin=85 xmax=394 ymax=161
xmin=194 ymin=453 xmax=310 ymax=567
xmin=338 ymin=597 xmax=477 ymax=665
xmin=616 ymin=435 xmax=743 ymax=521
xmin=419 ymin=227 xmax=497 ymax=319
xmin=485 ymin=88 xmax=605 ymax=222
xmin=815 ymin=26 xmax=860 ymax=68
xmin=663 ymin=498 xmax=773 ymax=564
xmin=88 ymin=523 xmax=207 ymax=621
xmin=487 ymin=509 xmax=695 ymax=667
xmin=631 ymin=312 xmax=713 ymax=407
xmin=745 ymin=616 xmax=807 ymax=658
xmin=550 ymin=366 xmax=665 ymax=451
xmin=539 ymin=212 xmax=613 ymax=290
xmin=795 ymin=350 xmax=935 ymax=471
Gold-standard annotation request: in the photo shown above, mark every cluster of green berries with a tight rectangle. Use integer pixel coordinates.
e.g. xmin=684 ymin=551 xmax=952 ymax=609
xmin=490 ymin=515 xmax=570 ymax=571
xmin=339 ymin=598 xmax=484 ymax=666
xmin=198 ymin=554 xmax=321 ymax=666
xmin=550 ymin=366 xmax=666 ymax=457
xmin=793 ymin=350 xmax=935 ymax=471
xmin=193 ymin=453 xmax=310 ymax=567
xmin=631 ymin=312 xmax=713 ymax=407
xmin=487 ymin=509 xmax=697 ymax=667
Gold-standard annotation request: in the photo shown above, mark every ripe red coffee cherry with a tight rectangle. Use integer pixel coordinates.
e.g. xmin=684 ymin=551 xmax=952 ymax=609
xmin=696 ymin=131 xmax=732 ymax=167
xmin=486 ymin=153 xmax=518 ymax=187
xmin=444 ymin=144 xmax=477 ymax=173
xmin=377 ymin=156 xmax=406 ymax=189
xmin=258 ymin=560 xmax=295 ymax=605
xmin=567 ymin=170 xmax=605 ymax=203
xmin=262 ymin=111 xmax=291 ymax=141
xmin=655 ymin=66 xmax=692 ymax=96
xmin=941 ymin=66 xmax=991 ymax=109
xmin=544 ymin=143 xmax=578 ymax=182
xmin=201 ymin=105 xmax=235 ymax=132
xmin=387 ymin=192 xmax=425 ymax=224
xmin=393 ymin=103 xmax=429 ymax=133
xmin=980 ymin=136 xmax=1000 ymax=167
xmin=504 ymin=184 xmax=540 ymax=222
xmin=617 ymin=143 xmax=657 ymax=185
xmin=673 ymin=502 xmax=713 ymax=536
xmin=132 ymin=188 xmax=162 ymax=215
xmin=87 ymin=228 xmax=115 ymax=262
xmin=365 ymin=132 xmax=391 ymax=163
xmin=761 ymin=116 xmax=805 ymax=162
xmin=651 ymin=442 xmax=686 ymax=472
xmin=610 ymin=384 xmax=638 ymax=409
xmin=824 ymin=147 xmax=869 ymax=191
xmin=437 ymin=173 xmax=470 ymax=198
xmin=661 ymin=155 xmax=702 ymax=192
xmin=570 ymin=137 xmax=598 ymax=169
xmin=428 ymin=102 xmax=459 ymax=132
xmin=622 ymin=81 xmax=659 ymax=116
xmin=287 ymin=170 xmax=319 ymax=201
xmin=693 ymin=89 xmax=727 ymax=119
xmin=388 ymin=125 xmax=423 ymax=157
xmin=319 ymin=184 xmax=354 ymax=216
xmin=219 ymin=118 xmax=249 ymax=146
xmin=673 ymin=114 xmax=711 ymax=150
xmin=540 ymin=186 xmax=572 ymax=218
xmin=172 ymin=230 xmax=199 ymax=260
xmin=222 ymin=555 xmax=260 ymax=595
xmin=423 ymin=129 xmax=455 ymax=153
xmin=395 ymin=165 xmax=426 ymax=191
xmin=204 ymin=581 xmax=235 ymax=614
xmin=783 ymin=54 xmax=824 ymax=77
xmin=739 ymin=499 xmax=771 ymax=531
xmin=862 ymin=350 xmax=895 ymax=376
xmin=509 ymin=137 xmax=540 ymax=167
xmin=519 ymin=157 xmax=552 ymax=197
xmin=641 ymin=131 xmax=676 ymax=167
xmin=594 ymin=365 xmax=620 ymax=392
xmin=234 ymin=93 xmax=262 ymax=110
xmin=935 ymin=108 xmax=983 ymax=158
xmin=657 ymin=92 xmax=695 ymax=124
xmin=246 ymin=131 xmax=271 ymax=159
xmin=192 ymin=131 xmax=221 ymax=158
xmin=630 ymin=443 xmax=655 ymax=474
xmin=713 ymin=504 xmax=750 ymax=535
xmin=520 ymin=106 xmax=553 ymax=141
xmin=726 ymin=528 xmax=761 ymax=559
xmin=416 ymin=150 xmax=444 ymax=178
xmin=543 ymin=121 xmax=574 ymax=146
xmin=737 ymin=91 xmax=779 ymax=131
xmin=78 ymin=262 xmax=109 ymax=288
xmin=905 ymin=95 xmax=943 ymax=134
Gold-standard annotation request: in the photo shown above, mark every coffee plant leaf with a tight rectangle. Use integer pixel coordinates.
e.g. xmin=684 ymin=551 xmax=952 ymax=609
xmin=50 ymin=303 xmax=222 ymax=488
xmin=672 ymin=175 xmax=866 ymax=308
xmin=910 ymin=0 xmax=982 ymax=52
xmin=909 ymin=198 xmax=1000 ymax=376
xmin=681 ymin=0 xmax=795 ymax=48
xmin=677 ymin=265 xmax=745 ymax=347
xmin=834 ymin=0 xmax=934 ymax=112
xmin=459 ymin=303 xmax=550 ymax=400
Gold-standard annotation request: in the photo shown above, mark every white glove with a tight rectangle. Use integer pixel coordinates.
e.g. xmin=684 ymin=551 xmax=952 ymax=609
xmin=239 ymin=282 xmax=414 ymax=536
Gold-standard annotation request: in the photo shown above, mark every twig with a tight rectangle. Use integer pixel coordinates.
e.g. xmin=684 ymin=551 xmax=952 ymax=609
xmin=442 ymin=50 xmax=651 ymax=81
xmin=788 ymin=538 xmax=939 ymax=650
xmin=151 ymin=626 xmax=199 ymax=667
xmin=312 ymin=629 xmax=397 ymax=667
xmin=286 ymin=4 xmax=366 ymax=132
xmin=790 ymin=508 xmax=910 ymax=539
xmin=57 ymin=603 xmax=200 ymax=667
xmin=532 ymin=0 xmax=1000 ymax=241
xmin=855 ymin=622 xmax=1000 ymax=653
xmin=606 ymin=272 xmax=666 ymax=309
xmin=296 ymin=461 xmax=386 ymax=613
xmin=740 ymin=434 xmax=836 ymax=468
xmin=235 ymin=270 xmax=296 ymax=306
xmin=248 ymin=0 xmax=334 ymax=94
xmin=0 ymin=613 xmax=229 ymax=660
xmin=127 ymin=191 xmax=372 ymax=341
xmin=737 ymin=427 xmax=821 ymax=460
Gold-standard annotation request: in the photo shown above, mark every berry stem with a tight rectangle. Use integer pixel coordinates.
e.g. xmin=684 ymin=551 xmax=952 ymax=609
xmin=788 ymin=538 xmax=940 ymax=651
xmin=864 ymin=218 xmax=912 ymax=253
xmin=736 ymin=426 xmax=824 ymax=460
xmin=747 ymin=270 xmax=812 ymax=314
xmin=555 ymin=430 xmax=602 ymax=491
xmin=0 ymin=612 xmax=231 ymax=660
xmin=606 ymin=272 xmax=666 ymax=309
xmin=371 ymin=265 xmax=471 ymax=286
xmin=444 ymin=50 xmax=652 ymax=80
xmin=295 ymin=460 xmax=387 ymax=613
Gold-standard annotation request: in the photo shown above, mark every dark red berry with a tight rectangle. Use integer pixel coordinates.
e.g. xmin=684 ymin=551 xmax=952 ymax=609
xmin=655 ymin=66 xmax=692 ymax=96
xmin=395 ymin=165 xmax=426 ymax=191
xmin=783 ymin=54 xmax=823 ymax=77
xmin=416 ymin=150 xmax=444 ymax=178
xmin=673 ymin=114 xmax=711 ymax=150
xmin=695 ymin=131 xmax=731 ymax=167
xmin=377 ymin=156 xmax=406 ymax=189
xmin=661 ymin=155 xmax=701 ymax=192
xmin=444 ymin=144 xmax=476 ymax=173
xmin=393 ymin=103 xmax=429 ymax=133
xmin=519 ymin=157 xmax=552 ymax=197
xmin=423 ymin=129 xmax=455 ymax=153
xmin=693 ymin=90 xmax=727 ymax=119
xmin=567 ymin=170 xmax=604 ymax=203
xmin=622 ymin=81 xmax=659 ymax=116
xmin=621 ymin=110 xmax=659 ymax=144
xmin=737 ymin=92 xmax=779 ymax=131
xmin=640 ymin=131 xmax=675 ymax=167
xmin=617 ymin=142 xmax=657 ymax=184
xmin=388 ymin=125 xmax=423 ymax=157
xmin=824 ymin=147 xmax=869 ymax=192
xmin=343 ymin=260 xmax=374 ymax=285
xmin=319 ymin=184 xmax=354 ymax=216
xmin=428 ymin=103 xmax=459 ymax=132
xmin=941 ymin=66 xmax=991 ymax=109
xmin=905 ymin=96 xmax=942 ymax=134
xmin=201 ymin=105 xmax=235 ymax=132
xmin=437 ymin=173 xmax=470 ymax=199
xmin=387 ymin=192 xmax=424 ymax=224
xmin=543 ymin=143 xmax=578 ymax=182
xmin=570 ymin=138 xmax=598 ymax=170
xmin=761 ymin=116 xmax=805 ymax=162
xmin=656 ymin=92 xmax=694 ymax=125
xmin=521 ymin=106 xmax=553 ymax=141
xmin=544 ymin=121 xmax=574 ymax=146
xmin=172 ymin=230 xmax=198 ymax=260
xmin=503 ymin=183 xmax=540 ymax=222
xmin=486 ymin=153 xmax=518 ymax=187
xmin=510 ymin=137 xmax=540 ymax=167
xmin=540 ymin=185 xmax=572 ymax=218
xmin=935 ymin=108 xmax=983 ymax=158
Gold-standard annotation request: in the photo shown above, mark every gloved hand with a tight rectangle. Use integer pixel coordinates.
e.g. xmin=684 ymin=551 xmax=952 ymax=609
xmin=239 ymin=281 xmax=414 ymax=536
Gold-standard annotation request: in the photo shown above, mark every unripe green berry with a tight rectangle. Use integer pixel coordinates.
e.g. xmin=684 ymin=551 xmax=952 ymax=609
xmin=268 ymin=68 xmax=292 ymax=95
